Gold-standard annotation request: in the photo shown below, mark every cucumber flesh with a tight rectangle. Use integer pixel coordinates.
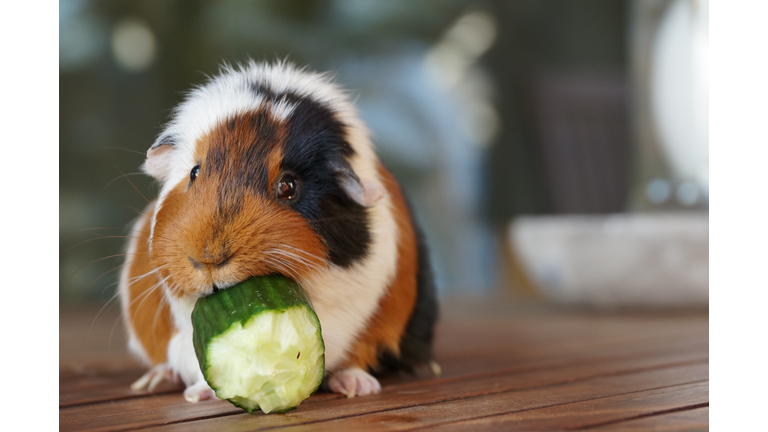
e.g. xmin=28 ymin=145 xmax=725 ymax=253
xmin=192 ymin=275 xmax=325 ymax=414
xmin=204 ymin=305 xmax=324 ymax=413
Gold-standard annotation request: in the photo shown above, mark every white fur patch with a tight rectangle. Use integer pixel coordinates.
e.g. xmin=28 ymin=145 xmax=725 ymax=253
xmin=166 ymin=293 xmax=207 ymax=387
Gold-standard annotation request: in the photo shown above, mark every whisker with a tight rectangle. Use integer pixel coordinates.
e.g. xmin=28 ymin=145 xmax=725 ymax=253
xmin=269 ymin=246 xmax=326 ymax=266
xmin=63 ymin=229 xmax=176 ymax=253
xmin=70 ymin=253 xmax=136 ymax=278
xmin=279 ymin=244 xmax=329 ymax=263
xmin=128 ymin=264 xmax=168 ymax=286
xmin=269 ymin=247 xmax=322 ymax=264
xmin=309 ymin=215 xmax=369 ymax=224
xmin=101 ymin=172 xmax=146 ymax=193
xmin=108 ymin=307 xmax=123 ymax=354
xmin=90 ymin=259 xmax=145 ymax=294
xmin=264 ymin=257 xmax=311 ymax=287
xmin=63 ymin=236 xmax=137 ymax=254
xmin=100 ymin=146 xmax=147 ymax=156
xmin=266 ymin=246 xmax=329 ymax=283
xmin=115 ymin=164 xmax=150 ymax=204
xmin=89 ymin=288 xmax=123 ymax=337
xmin=79 ymin=226 xmax=141 ymax=232
xmin=130 ymin=274 xmax=171 ymax=324
xmin=265 ymin=249 xmax=323 ymax=272
xmin=152 ymin=282 xmax=173 ymax=349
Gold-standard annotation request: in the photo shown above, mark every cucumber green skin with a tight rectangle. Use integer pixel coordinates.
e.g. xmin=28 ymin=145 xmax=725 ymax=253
xmin=191 ymin=274 xmax=325 ymax=413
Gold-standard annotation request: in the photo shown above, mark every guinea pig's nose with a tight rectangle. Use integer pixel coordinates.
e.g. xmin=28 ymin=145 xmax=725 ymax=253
xmin=188 ymin=257 xmax=203 ymax=270
xmin=188 ymin=254 xmax=233 ymax=270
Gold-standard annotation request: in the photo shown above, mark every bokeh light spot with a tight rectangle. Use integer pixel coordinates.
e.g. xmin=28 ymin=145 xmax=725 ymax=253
xmin=111 ymin=18 xmax=156 ymax=72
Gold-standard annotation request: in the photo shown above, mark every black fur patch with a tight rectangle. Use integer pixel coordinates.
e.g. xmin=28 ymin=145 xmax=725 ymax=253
xmin=378 ymin=199 xmax=438 ymax=374
xmin=250 ymin=82 xmax=300 ymax=106
xmin=152 ymin=133 xmax=177 ymax=149
xmin=279 ymin=92 xmax=370 ymax=267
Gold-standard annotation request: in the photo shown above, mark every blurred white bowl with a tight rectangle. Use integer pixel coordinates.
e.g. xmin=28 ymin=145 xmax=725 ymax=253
xmin=509 ymin=213 xmax=708 ymax=307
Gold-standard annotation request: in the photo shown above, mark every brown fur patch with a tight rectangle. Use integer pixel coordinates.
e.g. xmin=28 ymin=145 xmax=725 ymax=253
xmin=341 ymin=164 xmax=419 ymax=371
xmin=267 ymin=146 xmax=284 ymax=188
xmin=126 ymin=200 xmax=174 ymax=365
xmin=150 ymin=110 xmax=328 ymax=297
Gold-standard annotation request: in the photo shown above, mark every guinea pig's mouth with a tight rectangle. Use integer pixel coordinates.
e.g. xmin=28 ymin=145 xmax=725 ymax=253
xmin=198 ymin=280 xmax=238 ymax=298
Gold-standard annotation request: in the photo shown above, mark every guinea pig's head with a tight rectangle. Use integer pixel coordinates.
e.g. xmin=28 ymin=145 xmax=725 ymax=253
xmin=142 ymin=61 xmax=385 ymax=297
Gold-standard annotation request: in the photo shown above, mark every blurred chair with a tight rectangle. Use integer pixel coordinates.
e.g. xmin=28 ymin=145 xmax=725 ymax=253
xmin=529 ymin=72 xmax=631 ymax=214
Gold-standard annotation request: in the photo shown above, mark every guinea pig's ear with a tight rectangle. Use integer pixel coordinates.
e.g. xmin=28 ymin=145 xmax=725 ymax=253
xmin=330 ymin=159 xmax=385 ymax=207
xmin=141 ymin=138 xmax=177 ymax=182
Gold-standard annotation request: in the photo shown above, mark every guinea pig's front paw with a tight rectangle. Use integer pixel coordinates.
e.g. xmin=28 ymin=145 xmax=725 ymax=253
xmin=183 ymin=380 xmax=217 ymax=403
xmin=328 ymin=367 xmax=382 ymax=398
xmin=131 ymin=363 xmax=178 ymax=392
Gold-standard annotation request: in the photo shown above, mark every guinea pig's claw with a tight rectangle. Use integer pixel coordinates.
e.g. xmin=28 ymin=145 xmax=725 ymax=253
xmin=183 ymin=380 xmax=216 ymax=403
xmin=429 ymin=360 xmax=442 ymax=378
xmin=328 ymin=367 xmax=381 ymax=398
xmin=131 ymin=363 xmax=174 ymax=392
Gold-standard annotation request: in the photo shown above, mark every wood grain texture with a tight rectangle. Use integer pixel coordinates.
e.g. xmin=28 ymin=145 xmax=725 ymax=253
xmin=425 ymin=382 xmax=708 ymax=431
xmin=584 ymin=406 xmax=709 ymax=431
xmin=59 ymin=299 xmax=708 ymax=431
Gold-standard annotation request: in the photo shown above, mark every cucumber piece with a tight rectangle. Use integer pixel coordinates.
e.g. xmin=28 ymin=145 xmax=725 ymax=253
xmin=192 ymin=275 xmax=325 ymax=414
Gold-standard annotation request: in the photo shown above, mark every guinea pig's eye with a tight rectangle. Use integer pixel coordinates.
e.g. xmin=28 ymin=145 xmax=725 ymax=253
xmin=276 ymin=173 xmax=299 ymax=201
xmin=190 ymin=165 xmax=200 ymax=182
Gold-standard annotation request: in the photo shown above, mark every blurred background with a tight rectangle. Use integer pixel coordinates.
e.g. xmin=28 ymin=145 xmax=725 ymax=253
xmin=60 ymin=0 xmax=708 ymax=307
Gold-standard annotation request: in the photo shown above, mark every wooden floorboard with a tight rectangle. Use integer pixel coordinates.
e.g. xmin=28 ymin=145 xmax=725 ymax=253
xmin=583 ymin=406 xmax=709 ymax=431
xmin=421 ymin=382 xmax=708 ymax=431
xmin=60 ymin=297 xmax=708 ymax=431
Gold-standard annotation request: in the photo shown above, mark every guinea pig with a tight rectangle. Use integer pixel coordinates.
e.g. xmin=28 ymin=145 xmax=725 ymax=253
xmin=118 ymin=61 xmax=438 ymax=402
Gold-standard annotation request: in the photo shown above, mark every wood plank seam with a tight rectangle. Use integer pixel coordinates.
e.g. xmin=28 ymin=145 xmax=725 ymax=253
xmin=60 ymin=388 xmax=344 ymax=412
xmin=127 ymin=411 xmax=247 ymax=431
xmin=436 ymin=335 xmax=706 ymax=362
xmin=402 ymin=380 xmax=709 ymax=432
xmin=396 ymin=343 xmax=708 ymax=389
xmin=570 ymin=402 xmax=710 ymax=430
xmin=60 ymin=387 xmax=184 ymax=409
xmin=120 ymin=394 xmax=352 ymax=431
xmin=582 ymin=406 xmax=709 ymax=431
